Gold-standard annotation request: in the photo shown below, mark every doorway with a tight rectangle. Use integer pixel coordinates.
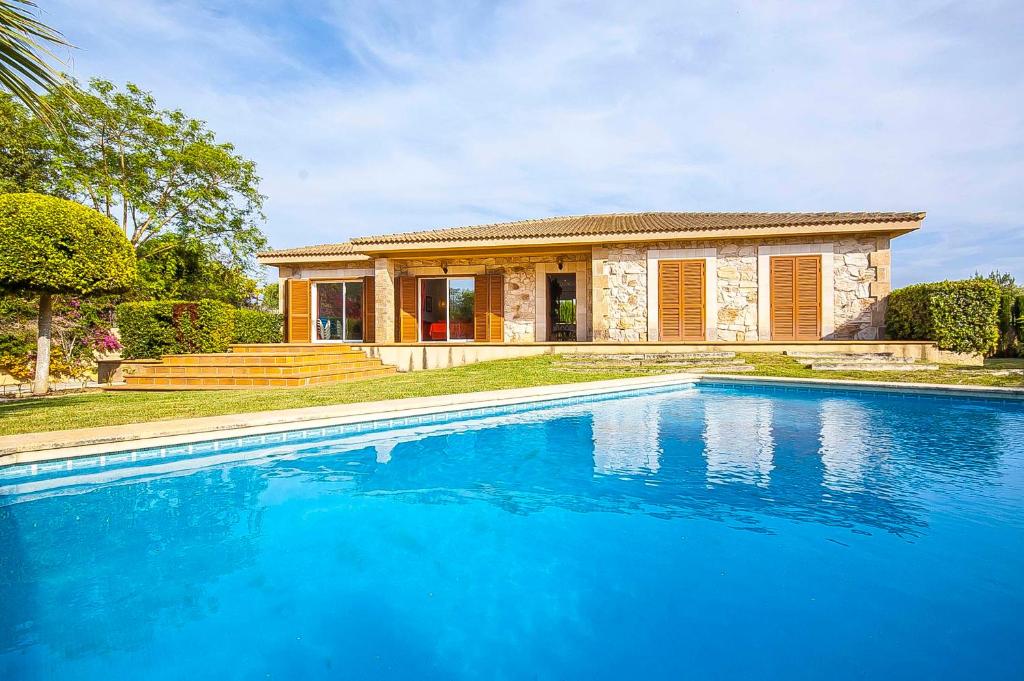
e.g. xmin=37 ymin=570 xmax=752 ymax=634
xmin=419 ymin=277 xmax=475 ymax=342
xmin=313 ymin=281 xmax=363 ymax=341
xmin=547 ymin=274 xmax=577 ymax=341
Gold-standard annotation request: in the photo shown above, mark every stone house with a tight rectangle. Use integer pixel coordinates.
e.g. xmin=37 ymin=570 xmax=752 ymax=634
xmin=257 ymin=212 xmax=923 ymax=347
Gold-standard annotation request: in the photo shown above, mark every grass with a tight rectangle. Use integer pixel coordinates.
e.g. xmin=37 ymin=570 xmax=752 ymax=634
xmin=0 ymin=356 xmax=639 ymax=436
xmin=0 ymin=353 xmax=1021 ymax=437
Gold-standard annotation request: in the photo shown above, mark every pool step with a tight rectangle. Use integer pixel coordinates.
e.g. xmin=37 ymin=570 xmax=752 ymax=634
xmin=110 ymin=343 xmax=397 ymax=390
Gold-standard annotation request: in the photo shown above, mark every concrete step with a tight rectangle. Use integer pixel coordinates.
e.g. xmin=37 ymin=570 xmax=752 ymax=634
xmin=562 ymin=352 xmax=736 ymax=362
xmin=808 ymin=362 xmax=939 ymax=372
xmin=554 ymin=359 xmax=748 ymax=369
xmin=784 ymin=351 xmax=900 ymax=360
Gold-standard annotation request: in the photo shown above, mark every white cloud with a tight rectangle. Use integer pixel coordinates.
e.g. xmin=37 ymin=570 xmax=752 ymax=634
xmin=44 ymin=0 xmax=1024 ymax=284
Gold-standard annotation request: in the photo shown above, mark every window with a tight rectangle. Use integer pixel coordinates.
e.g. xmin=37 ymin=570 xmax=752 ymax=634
xmin=314 ymin=281 xmax=363 ymax=341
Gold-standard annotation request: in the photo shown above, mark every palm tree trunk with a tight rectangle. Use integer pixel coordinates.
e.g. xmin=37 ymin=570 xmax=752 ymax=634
xmin=32 ymin=292 xmax=53 ymax=395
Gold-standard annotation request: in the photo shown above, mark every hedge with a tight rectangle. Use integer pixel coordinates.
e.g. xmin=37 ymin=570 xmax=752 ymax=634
xmin=116 ymin=300 xmax=282 ymax=359
xmin=885 ymin=280 xmax=1001 ymax=355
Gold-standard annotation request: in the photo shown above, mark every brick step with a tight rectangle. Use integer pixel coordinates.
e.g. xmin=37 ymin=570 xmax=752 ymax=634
xmin=229 ymin=343 xmax=358 ymax=354
xmin=120 ymin=366 xmax=396 ymax=389
xmin=161 ymin=351 xmax=370 ymax=366
xmin=137 ymin=360 xmax=385 ymax=378
xmin=808 ymin=362 xmax=939 ymax=372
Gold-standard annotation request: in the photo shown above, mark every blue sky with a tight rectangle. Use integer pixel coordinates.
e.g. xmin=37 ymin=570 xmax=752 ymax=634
xmin=41 ymin=0 xmax=1024 ymax=286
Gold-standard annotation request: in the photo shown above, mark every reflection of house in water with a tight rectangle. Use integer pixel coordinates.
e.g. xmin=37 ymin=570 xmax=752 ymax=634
xmin=818 ymin=399 xmax=874 ymax=493
xmin=591 ymin=400 xmax=662 ymax=475
xmin=702 ymin=398 xmax=775 ymax=487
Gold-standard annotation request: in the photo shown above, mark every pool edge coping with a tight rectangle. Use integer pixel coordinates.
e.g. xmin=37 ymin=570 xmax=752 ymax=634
xmin=2 ymin=372 xmax=1022 ymax=468
xmin=0 ymin=374 xmax=698 ymax=466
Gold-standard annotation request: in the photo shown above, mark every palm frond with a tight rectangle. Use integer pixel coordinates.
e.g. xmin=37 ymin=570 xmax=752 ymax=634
xmin=0 ymin=0 xmax=72 ymax=121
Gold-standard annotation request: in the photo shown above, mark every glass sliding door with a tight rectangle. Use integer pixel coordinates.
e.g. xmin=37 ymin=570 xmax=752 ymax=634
xmin=448 ymin=278 xmax=475 ymax=340
xmin=314 ymin=281 xmax=363 ymax=341
xmin=419 ymin=277 xmax=476 ymax=342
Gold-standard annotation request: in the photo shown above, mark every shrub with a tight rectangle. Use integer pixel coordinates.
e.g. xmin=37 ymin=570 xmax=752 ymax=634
xmin=116 ymin=300 xmax=282 ymax=358
xmin=886 ymin=279 xmax=1001 ymax=355
xmin=0 ymin=193 xmax=137 ymax=392
xmin=234 ymin=309 xmax=283 ymax=344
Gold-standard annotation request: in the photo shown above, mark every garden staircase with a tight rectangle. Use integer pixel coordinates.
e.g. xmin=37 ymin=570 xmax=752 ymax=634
xmin=109 ymin=344 xmax=396 ymax=390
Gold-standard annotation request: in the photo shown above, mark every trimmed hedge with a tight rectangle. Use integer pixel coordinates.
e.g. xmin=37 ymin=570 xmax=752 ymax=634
xmin=116 ymin=300 xmax=282 ymax=359
xmin=234 ymin=308 xmax=283 ymax=344
xmin=886 ymin=280 xmax=1001 ymax=355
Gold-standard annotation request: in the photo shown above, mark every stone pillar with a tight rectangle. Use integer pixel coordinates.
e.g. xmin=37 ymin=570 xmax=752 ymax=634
xmin=374 ymin=257 xmax=396 ymax=343
xmin=868 ymin=236 xmax=892 ymax=338
xmin=591 ymin=246 xmax=610 ymax=341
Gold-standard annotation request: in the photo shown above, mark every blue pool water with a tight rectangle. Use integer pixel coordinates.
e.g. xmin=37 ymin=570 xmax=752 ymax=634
xmin=1 ymin=384 xmax=1023 ymax=680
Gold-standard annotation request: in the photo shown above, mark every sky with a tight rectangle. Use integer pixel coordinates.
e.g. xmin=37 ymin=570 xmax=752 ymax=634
xmin=39 ymin=0 xmax=1024 ymax=286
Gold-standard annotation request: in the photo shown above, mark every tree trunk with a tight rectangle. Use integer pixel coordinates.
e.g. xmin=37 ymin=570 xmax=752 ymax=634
xmin=33 ymin=293 xmax=53 ymax=395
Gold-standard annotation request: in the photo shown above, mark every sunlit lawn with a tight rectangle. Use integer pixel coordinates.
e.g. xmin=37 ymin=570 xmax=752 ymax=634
xmin=0 ymin=354 xmax=1020 ymax=437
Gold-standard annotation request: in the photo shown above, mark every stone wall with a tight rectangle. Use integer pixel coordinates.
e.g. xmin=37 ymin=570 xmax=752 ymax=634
xmin=596 ymin=234 xmax=891 ymax=341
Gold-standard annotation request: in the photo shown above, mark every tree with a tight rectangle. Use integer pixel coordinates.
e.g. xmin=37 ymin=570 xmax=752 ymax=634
xmin=131 ymin=235 xmax=260 ymax=306
xmin=0 ymin=0 xmax=71 ymax=121
xmin=0 ymin=193 xmax=136 ymax=393
xmin=46 ymin=79 xmax=267 ymax=266
xmin=0 ymin=93 xmax=56 ymax=193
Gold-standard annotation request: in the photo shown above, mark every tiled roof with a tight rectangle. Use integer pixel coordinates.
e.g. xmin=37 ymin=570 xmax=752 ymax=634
xmin=257 ymin=242 xmax=362 ymax=258
xmin=258 ymin=211 xmax=925 ymax=258
xmin=351 ymin=211 xmax=925 ymax=245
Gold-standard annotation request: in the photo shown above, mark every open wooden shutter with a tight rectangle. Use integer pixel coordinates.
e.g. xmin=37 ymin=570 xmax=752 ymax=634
xmin=770 ymin=255 xmax=820 ymax=340
xmin=659 ymin=260 xmax=705 ymax=341
xmin=473 ymin=274 xmax=505 ymax=341
xmin=362 ymin=276 xmax=375 ymax=342
xmin=286 ymin=279 xmax=311 ymax=343
xmin=397 ymin=276 xmax=418 ymax=343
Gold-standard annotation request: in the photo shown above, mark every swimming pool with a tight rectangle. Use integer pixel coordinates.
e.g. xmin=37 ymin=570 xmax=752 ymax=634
xmin=1 ymin=383 xmax=1022 ymax=679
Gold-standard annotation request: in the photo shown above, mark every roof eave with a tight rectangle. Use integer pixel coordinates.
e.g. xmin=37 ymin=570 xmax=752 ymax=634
xmin=351 ymin=220 xmax=923 ymax=255
xmin=257 ymin=253 xmax=371 ymax=266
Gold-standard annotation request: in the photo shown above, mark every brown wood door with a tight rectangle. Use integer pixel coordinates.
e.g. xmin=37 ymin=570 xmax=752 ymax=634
xmin=397 ymin=276 xmax=418 ymax=343
xmin=473 ymin=274 xmax=505 ymax=342
xmin=658 ymin=260 xmax=705 ymax=341
xmin=770 ymin=255 xmax=821 ymax=340
xmin=362 ymin=276 xmax=375 ymax=342
xmin=286 ymin=279 xmax=311 ymax=343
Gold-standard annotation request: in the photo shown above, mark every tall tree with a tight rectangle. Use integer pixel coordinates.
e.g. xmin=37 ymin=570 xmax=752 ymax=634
xmin=0 ymin=92 xmax=55 ymax=193
xmin=47 ymin=79 xmax=267 ymax=266
xmin=0 ymin=0 xmax=70 ymax=121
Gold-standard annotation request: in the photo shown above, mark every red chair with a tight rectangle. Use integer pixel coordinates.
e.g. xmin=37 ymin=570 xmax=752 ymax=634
xmin=427 ymin=322 xmax=447 ymax=340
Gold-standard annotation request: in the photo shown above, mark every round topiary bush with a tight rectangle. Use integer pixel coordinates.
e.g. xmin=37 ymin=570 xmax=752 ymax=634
xmin=0 ymin=193 xmax=137 ymax=393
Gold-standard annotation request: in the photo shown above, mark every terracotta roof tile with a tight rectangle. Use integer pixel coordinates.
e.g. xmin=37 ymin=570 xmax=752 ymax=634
xmin=259 ymin=211 xmax=924 ymax=258
xmin=352 ymin=211 xmax=925 ymax=245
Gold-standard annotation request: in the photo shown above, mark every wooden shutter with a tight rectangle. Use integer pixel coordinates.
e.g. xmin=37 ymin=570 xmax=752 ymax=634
xmin=658 ymin=260 xmax=705 ymax=341
xmin=770 ymin=255 xmax=820 ymax=340
xmin=286 ymin=279 xmax=311 ymax=343
xmin=473 ymin=274 xmax=505 ymax=342
xmin=362 ymin=276 xmax=375 ymax=343
xmin=397 ymin=276 xmax=418 ymax=343
xmin=795 ymin=256 xmax=821 ymax=339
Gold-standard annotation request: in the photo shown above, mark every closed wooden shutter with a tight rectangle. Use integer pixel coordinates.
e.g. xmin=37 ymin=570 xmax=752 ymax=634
xmin=362 ymin=276 xmax=375 ymax=342
xmin=474 ymin=274 xmax=505 ymax=341
xmin=397 ymin=276 xmax=418 ymax=343
xmin=286 ymin=279 xmax=311 ymax=343
xmin=658 ymin=260 xmax=705 ymax=341
xmin=770 ymin=255 xmax=820 ymax=340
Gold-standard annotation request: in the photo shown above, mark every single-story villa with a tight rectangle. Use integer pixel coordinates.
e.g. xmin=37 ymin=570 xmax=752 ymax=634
xmin=257 ymin=211 xmax=923 ymax=346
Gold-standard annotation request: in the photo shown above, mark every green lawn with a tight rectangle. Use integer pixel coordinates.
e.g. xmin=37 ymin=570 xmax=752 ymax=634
xmin=0 ymin=354 xmax=1021 ymax=437
xmin=0 ymin=356 xmax=639 ymax=436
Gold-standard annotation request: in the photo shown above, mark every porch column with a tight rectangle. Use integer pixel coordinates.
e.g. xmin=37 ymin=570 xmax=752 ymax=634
xmin=374 ymin=258 xmax=396 ymax=343
xmin=591 ymin=246 xmax=611 ymax=341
